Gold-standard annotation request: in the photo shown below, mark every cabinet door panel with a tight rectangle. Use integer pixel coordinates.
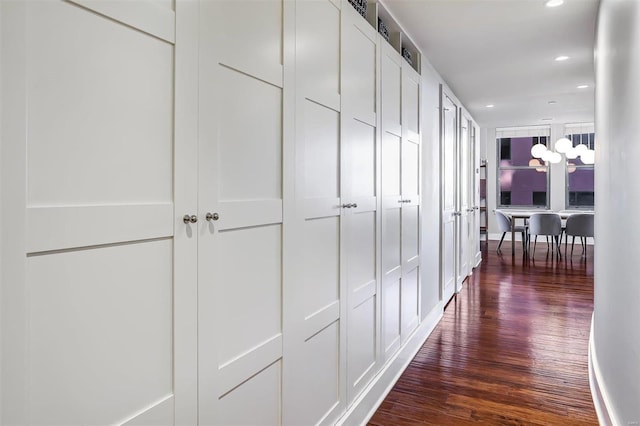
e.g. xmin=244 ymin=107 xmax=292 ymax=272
xmin=198 ymin=1 xmax=284 ymax=423
xmin=23 ymin=2 xmax=179 ymax=424
xmin=342 ymin=12 xmax=380 ymax=406
xmin=286 ymin=2 xmax=344 ymax=423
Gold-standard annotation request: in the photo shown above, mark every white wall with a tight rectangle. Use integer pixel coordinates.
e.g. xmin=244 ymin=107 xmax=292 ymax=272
xmin=592 ymin=0 xmax=640 ymax=423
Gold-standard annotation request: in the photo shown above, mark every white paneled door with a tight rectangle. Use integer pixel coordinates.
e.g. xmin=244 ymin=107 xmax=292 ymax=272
xmin=400 ymin=64 xmax=421 ymax=341
xmin=8 ymin=1 xmax=187 ymax=424
xmin=380 ymin=42 xmax=403 ymax=360
xmin=441 ymin=93 xmax=458 ymax=304
xmin=342 ymin=4 xmax=381 ymax=406
xmin=285 ymin=0 xmax=344 ymax=425
xmin=197 ymin=1 xmax=286 ymax=424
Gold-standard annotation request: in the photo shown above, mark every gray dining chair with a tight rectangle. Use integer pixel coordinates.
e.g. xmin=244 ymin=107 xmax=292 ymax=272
xmin=564 ymin=213 xmax=594 ymax=256
xmin=495 ymin=210 xmax=527 ymax=253
xmin=528 ymin=212 xmax=562 ymax=257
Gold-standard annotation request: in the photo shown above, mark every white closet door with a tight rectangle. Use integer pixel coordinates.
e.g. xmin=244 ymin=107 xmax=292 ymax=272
xmin=380 ymin=42 xmax=403 ymax=360
xmin=17 ymin=1 xmax=182 ymax=424
xmin=400 ymin=65 xmax=421 ymax=340
xmin=197 ymin=2 xmax=285 ymax=424
xmin=285 ymin=0 xmax=344 ymax=425
xmin=441 ymin=94 xmax=458 ymax=304
xmin=342 ymin=6 xmax=381 ymax=405
xmin=457 ymin=114 xmax=471 ymax=290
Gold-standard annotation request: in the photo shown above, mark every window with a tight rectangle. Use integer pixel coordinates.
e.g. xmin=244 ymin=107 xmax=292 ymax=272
xmin=566 ymin=131 xmax=595 ymax=208
xmin=496 ymin=131 xmax=550 ymax=208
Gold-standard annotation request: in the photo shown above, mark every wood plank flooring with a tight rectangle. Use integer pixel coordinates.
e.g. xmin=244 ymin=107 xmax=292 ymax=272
xmin=369 ymin=240 xmax=597 ymax=425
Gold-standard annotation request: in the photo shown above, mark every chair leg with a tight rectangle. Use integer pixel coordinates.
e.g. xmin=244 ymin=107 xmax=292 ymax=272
xmin=497 ymin=232 xmax=506 ymax=252
xmin=532 ymin=235 xmax=537 ymax=256
xmin=555 ymin=235 xmax=562 ymax=258
xmin=571 ymin=236 xmax=575 ymax=256
xmin=564 ymin=232 xmax=568 ymax=256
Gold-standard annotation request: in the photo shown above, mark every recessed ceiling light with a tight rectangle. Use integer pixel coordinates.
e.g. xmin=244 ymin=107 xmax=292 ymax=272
xmin=541 ymin=118 xmax=553 ymax=121
xmin=577 ymin=84 xmax=589 ymax=89
xmin=555 ymin=55 xmax=570 ymax=61
xmin=548 ymin=100 xmax=557 ymax=104
xmin=486 ymin=104 xmax=494 ymax=108
xmin=545 ymin=0 xmax=564 ymax=7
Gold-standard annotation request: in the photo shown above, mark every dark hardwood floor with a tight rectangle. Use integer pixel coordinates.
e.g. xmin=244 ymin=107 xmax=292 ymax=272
xmin=369 ymin=240 xmax=597 ymax=425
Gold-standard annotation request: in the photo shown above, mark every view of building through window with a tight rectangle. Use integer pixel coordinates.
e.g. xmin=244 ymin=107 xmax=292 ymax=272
xmin=497 ymin=135 xmax=549 ymax=207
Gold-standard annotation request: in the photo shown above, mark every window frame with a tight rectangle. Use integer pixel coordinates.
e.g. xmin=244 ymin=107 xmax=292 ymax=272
xmin=565 ymin=130 xmax=595 ymax=210
xmin=496 ymin=131 xmax=551 ymax=210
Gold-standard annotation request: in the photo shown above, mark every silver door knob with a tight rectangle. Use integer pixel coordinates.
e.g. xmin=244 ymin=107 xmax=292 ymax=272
xmin=342 ymin=203 xmax=353 ymax=208
xmin=206 ymin=212 xmax=219 ymax=221
xmin=352 ymin=203 xmax=358 ymax=208
xmin=183 ymin=214 xmax=198 ymax=224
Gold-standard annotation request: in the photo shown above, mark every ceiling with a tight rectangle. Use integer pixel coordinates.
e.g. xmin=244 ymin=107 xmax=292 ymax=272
xmin=382 ymin=0 xmax=599 ymax=128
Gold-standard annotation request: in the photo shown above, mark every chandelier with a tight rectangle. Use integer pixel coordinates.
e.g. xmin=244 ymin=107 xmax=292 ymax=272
xmin=530 ymin=137 xmax=595 ymax=167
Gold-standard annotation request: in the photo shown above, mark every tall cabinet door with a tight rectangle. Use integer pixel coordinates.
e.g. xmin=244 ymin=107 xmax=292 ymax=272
xmin=380 ymin=42 xmax=403 ymax=360
xmin=401 ymin=64 xmax=421 ymax=340
xmin=457 ymin=113 xmax=471 ymax=290
xmin=342 ymin=5 xmax=381 ymax=406
xmin=7 ymin=1 xmax=188 ymax=424
xmin=441 ymin=93 xmax=458 ymax=304
xmin=285 ymin=0 xmax=344 ymax=425
xmin=197 ymin=2 xmax=286 ymax=424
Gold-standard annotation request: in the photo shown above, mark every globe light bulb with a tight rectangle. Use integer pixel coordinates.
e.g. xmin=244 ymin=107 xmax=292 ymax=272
xmin=549 ymin=152 xmax=563 ymax=164
xmin=581 ymin=149 xmax=595 ymax=165
xmin=575 ymin=143 xmax=589 ymax=155
xmin=565 ymin=147 xmax=578 ymax=159
xmin=555 ymin=137 xmax=572 ymax=153
xmin=531 ymin=143 xmax=548 ymax=159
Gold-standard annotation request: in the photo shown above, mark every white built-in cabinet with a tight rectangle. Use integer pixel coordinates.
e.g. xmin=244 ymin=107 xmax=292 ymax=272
xmin=380 ymin=41 xmax=421 ymax=362
xmin=0 ymin=0 xmax=424 ymax=425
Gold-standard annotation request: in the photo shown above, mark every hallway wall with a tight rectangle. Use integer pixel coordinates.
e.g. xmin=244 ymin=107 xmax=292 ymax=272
xmin=593 ymin=0 xmax=640 ymax=423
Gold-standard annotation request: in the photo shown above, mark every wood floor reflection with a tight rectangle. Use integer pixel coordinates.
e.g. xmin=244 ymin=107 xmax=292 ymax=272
xmin=368 ymin=240 xmax=597 ymax=425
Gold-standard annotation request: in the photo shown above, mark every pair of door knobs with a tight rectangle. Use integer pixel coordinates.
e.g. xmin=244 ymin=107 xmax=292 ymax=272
xmin=183 ymin=213 xmax=219 ymax=224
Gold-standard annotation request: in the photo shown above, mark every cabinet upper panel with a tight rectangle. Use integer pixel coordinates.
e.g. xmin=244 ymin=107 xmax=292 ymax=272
xmin=211 ymin=0 xmax=283 ymax=87
xmin=381 ymin=53 xmax=402 ymax=137
xmin=296 ymin=0 xmax=341 ymax=110
xmin=343 ymin=20 xmax=377 ymax=124
xmin=26 ymin=1 xmax=173 ymax=206
xmin=403 ymin=72 xmax=420 ymax=139
xmin=218 ymin=67 xmax=283 ymax=201
xmin=304 ymin=100 xmax=340 ymax=200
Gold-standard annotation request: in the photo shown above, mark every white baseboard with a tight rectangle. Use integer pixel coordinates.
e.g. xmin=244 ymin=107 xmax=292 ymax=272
xmin=588 ymin=313 xmax=617 ymax=426
xmin=474 ymin=251 xmax=482 ymax=267
xmin=336 ymin=302 xmax=444 ymax=426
